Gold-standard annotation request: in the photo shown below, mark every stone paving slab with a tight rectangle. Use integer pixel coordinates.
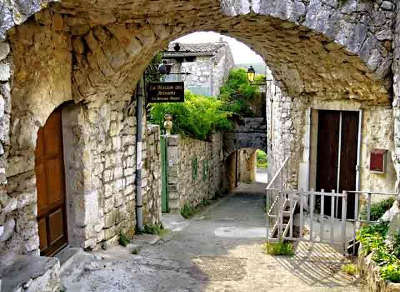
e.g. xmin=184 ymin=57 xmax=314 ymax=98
xmin=60 ymin=183 xmax=361 ymax=292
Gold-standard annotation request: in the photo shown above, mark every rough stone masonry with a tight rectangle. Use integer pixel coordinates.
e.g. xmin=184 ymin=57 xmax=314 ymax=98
xmin=0 ymin=0 xmax=399 ymax=291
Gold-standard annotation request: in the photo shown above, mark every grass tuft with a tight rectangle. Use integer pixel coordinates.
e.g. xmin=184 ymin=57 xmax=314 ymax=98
xmin=341 ymin=263 xmax=358 ymax=276
xmin=143 ymin=223 xmax=169 ymax=237
xmin=180 ymin=203 xmax=196 ymax=219
xmin=180 ymin=199 xmax=213 ymax=219
xmin=263 ymin=241 xmax=295 ymax=256
xmin=119 ymin=232 xmax=130 ymax=247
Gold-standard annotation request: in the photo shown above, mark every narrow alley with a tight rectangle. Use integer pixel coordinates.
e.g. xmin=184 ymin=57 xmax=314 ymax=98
xmin=60 ymin=182 xmax=359 ymax=292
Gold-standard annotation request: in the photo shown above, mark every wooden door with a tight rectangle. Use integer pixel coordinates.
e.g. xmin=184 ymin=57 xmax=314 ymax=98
xmin=316 ymin=110 xmax=340 ymax=194
xmin=339 ymin=111 xmax=359 ymax=218
xmin=36 ymin=108 xmax=68 ymax=256
xmin=316 ymin=110 xmax=358 ymax=218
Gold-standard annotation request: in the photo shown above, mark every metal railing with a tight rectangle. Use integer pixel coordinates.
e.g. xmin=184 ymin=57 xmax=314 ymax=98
xmin=266 ymin=158 xmax=397 ymax=254
xmin=265 ymin=157 xmax=290 ymax=244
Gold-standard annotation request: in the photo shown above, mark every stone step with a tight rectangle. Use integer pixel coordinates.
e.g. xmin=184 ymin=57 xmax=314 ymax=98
xmin=0 ymin=255 xmax=60 ymax=292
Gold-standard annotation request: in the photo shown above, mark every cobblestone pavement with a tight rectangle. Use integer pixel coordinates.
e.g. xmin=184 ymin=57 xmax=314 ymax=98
xmin=60 ymin=183 xmax=360 ymax=292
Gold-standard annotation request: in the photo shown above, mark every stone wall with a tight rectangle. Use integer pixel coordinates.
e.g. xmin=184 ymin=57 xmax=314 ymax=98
xmin=211 ymin=42 xmax=235 ymax=97
xmin=0 ymin=0 xmax=394 ymax=107
xmin=223 ymin=117 xmax=268 ymax=160
xmin=358 ymin=249 xmax=400 ymax=292
xmin=238 ymin=149 xmax=256 ymax=184
xmin=2 ymin=12 xmax=73 ymax=256
xmin=393 ymin=0 xmax=400 ymax=192
xmin=167 ymin=133 xmax=224 ymax=211
xmin=79 ymin=99 xmax=137 ymax=250
xmin=360 ymin=107 xmax=396 ymax=195
xmin=142 ymin=124 xmax=161 ymax=225
xmin=0 ymin=13 xmax=140 ymax=257
xmin=0 ymin=38 xmax=13 ymax=251
xmin=266 ymin=79 xmax=305 ymax=189
xmin=266 ymin=72 xmax=397 ymax=195
xmin=0 ymin=0 xmax=398 ymax=290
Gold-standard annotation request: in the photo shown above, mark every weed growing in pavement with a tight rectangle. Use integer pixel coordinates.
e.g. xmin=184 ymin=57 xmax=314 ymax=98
xmin=263 ymin=241 xmax=295 ymax=256
xmin=180 ymin=203 xmax=196 ymax=219
xmin=143 ymin=223 xmax=169 ymax=237
xmin=180 ymin=199 xmax=214 ymax=219
xmin=119 ymin=232 xmax=130 ymax=247
xmin=341 ymin=263 xmax=358 ymax=276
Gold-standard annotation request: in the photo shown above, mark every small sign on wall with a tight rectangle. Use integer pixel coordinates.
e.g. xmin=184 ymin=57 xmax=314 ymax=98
xmin=370 ymin=149 xmax=387 ymax=174
xmin=147 ymin=82 xmax=184 ymax=103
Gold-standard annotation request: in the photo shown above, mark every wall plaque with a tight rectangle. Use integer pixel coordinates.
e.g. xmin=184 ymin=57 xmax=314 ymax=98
xmin=370 ymin=149 xmax=387 ymax=173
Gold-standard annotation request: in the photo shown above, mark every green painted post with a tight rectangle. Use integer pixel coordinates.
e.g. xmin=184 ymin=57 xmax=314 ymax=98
xmin=161 ymin=136 xmax=168 ymax=212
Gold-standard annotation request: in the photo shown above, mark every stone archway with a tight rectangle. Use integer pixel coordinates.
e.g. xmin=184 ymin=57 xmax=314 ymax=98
xmin=0 ymin=0 xmax=393 ymax=99
xmin=0 ymin=0 xmax=397 ymax=258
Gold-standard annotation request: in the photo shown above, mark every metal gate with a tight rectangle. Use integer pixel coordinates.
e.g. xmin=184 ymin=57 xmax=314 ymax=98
xmin=161 ymin=135 xmax=168 ymax=212
xmin=266 ymin=157 xmax=396 ymax=254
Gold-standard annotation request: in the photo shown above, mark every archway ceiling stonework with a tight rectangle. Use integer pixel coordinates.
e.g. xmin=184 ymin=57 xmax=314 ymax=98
xmin=1 ymin=0 xmax=395 ymax=105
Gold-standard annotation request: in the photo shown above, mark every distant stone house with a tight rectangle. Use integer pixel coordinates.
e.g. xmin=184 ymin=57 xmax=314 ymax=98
xmin=163 ymin=41 xmax=235 ymax=97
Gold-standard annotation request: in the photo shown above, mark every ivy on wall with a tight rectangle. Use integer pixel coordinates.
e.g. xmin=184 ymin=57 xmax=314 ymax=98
xmin=192 ymin=157 xmax=198 ymax=181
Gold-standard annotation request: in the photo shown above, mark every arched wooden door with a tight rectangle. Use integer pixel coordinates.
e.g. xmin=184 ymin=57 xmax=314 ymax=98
xmin=35 ymin=108 xmax=68 ymax=256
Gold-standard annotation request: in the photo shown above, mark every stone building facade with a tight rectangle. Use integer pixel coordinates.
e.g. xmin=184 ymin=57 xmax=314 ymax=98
xmin=0 ymin=0 xmax=399 ymax=290
xmin=163 ymin=42 xmax=234 ymax=96
xmin=166 ymin=133 xmax=224 ymax=211
xmin=266 ymin=70 xmax=397 ymax=197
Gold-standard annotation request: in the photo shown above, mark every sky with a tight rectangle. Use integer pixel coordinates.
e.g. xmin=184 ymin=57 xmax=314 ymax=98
xmin=175 ymin=31 xmax=265 ymax=65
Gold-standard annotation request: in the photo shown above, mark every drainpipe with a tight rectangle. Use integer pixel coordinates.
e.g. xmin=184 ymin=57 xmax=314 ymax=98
xmin=135 ymin=77 xmax=144 ymax=232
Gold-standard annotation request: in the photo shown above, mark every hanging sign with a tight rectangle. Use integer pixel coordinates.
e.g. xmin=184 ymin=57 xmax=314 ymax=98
xmin=147 ymin=82 xmax=185 ymax=103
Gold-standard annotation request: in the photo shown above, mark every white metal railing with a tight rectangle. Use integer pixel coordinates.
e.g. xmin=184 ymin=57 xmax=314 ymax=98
xmin=265 ymin=157 xmax=290 ymax=244
xmin=266 ymin=159 xmax=397 ymax=254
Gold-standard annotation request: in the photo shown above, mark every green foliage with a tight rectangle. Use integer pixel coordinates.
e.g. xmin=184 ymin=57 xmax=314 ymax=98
xmin=192 ymin=157 xmax=198 ymax=181
xmin=264 ymin=241 xmax=295 ymax=256
xmin=356 ymin=222 xmax=400 ymax=282
xmin=180 ymin=203 xmax=196 ymax=219
xmin=341 ymin=263 xmax=358 ymax=276
xmin=149 ymin=68 xmax=266 ymax=140
xmin=143 ymin=223 xmax=168 ymax=236
xmin=360 ymin=197 xmax=395 ymax=221
xmin=392 ymin=233 xmax=400 ymax=258
xmin=200 ymin=198 xmax=211 ymax=207
xmin=145 ymin=53 xmax=164 ymax=83
xmin=180 ymin=199 xmax=212 ymax=219
xmin=219 ymin=68 xmax=263 ymax=117
xmin=119 ymin=232 xmax=130 ymax=247
xmin=143 ymin=223 xmax=162 ymax=234
xmin=357 ymin=222 xmax=389 ymax=256
xmin=256 ymin=149 xmax=268 ymax=168
xmin=150 ymin=91 xmax=232 ymax=140
xmin=381 ymin=263 xmax=400 ymax=283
